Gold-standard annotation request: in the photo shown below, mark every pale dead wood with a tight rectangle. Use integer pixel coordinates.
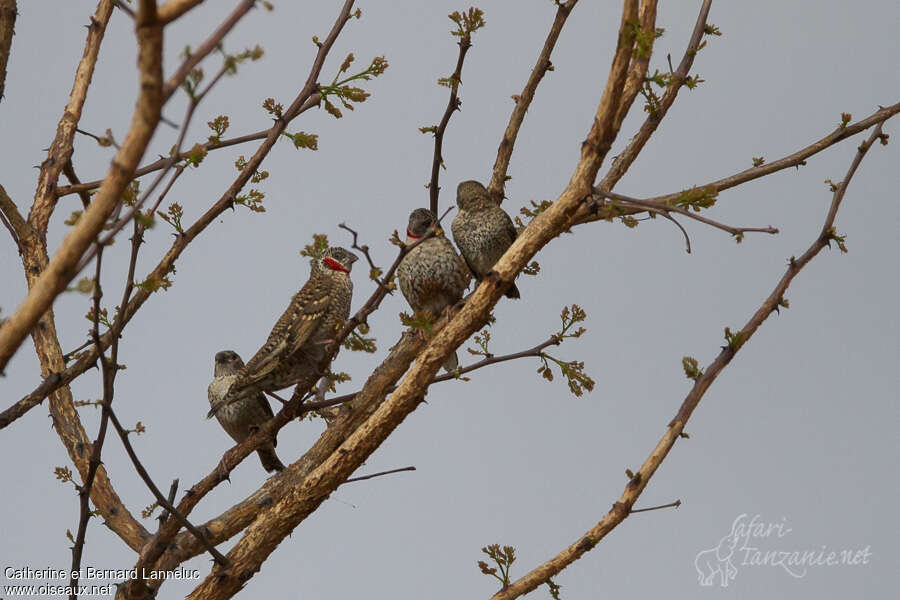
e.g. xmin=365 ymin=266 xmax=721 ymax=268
xmin=488 ymin=122 xmax=889 ymax=600
xmin=157 ymin=0 xmax=205 ymax=24
xmin=0 ymin=0 xmax=152 ymax=553
xmin=0 ymin=0 xmax=160 ymax=373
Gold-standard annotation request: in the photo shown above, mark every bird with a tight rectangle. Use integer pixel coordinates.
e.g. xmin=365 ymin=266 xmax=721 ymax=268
xmin=451 ymin=179 xmax=521 ymax=299
xmin=207 ymin=246 xmax=357 ymax=418
xmin=208 ymin=350 xmax=285 ymax=473
xmin=397 ymin=208 xmax=471 ymax=372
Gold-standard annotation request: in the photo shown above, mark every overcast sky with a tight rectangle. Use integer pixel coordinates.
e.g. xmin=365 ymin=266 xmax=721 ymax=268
xmin=2 ymin=1 xmax=898 ymax=598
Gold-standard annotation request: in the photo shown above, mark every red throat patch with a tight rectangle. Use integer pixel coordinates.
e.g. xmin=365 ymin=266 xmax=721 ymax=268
xmin=406 ymin=229 xmax=423 ymax=241
xmin=323 ymin=257 xmax=349 ymax=273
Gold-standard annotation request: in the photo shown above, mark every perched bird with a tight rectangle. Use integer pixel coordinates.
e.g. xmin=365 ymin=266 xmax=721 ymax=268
xmin=451 ymin=180 xmax=521 ymax=299
xmin=207 ymin=246 xmax=357 ymax=418
xmin=397 ymin=208 xmax=471 ymax=371
xmin=208 ymin=350 xmax=285 ymax=473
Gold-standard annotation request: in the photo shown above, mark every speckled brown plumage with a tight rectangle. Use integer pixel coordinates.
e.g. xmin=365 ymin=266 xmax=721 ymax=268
xmin=208 ymin=350 xmax=285 ymax=473
xmin=207 ymin=247 xmax=357 ymax=418
xmin=397 ymin=208 xmax=470 ymax=371
xmin=451 ymin=180 xmax=520 ymax=299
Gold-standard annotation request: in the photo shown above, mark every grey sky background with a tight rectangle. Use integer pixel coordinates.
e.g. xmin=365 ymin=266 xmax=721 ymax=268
xmin=1 ymin=1 xmax=898 ymax=598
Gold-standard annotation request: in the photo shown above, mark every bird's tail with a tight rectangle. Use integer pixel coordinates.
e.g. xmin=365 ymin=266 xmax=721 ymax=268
xmin=206 ymin=402 xmax=221 ymax=419
xmin=442 ymin=350 xmax=459 ymax=373
xmin=505 ymin=282 xmax=521 ymax=299
xmin=258 ymin=446 xmax=286 ymax=472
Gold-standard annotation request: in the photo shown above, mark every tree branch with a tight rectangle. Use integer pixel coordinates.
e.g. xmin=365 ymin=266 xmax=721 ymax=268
xmin=486 ymin=0 xmax=579 ymax=203
xmin=157 ymin=0 xmax=205 ymax=24
xmin=596 ymin=0 xmax=710 ymax=193
xmin=180 ymin=5 xmax=640 ymax=598
xmin=0 ymin=0 xmax=15 ymax=103
xmin=487 ymin=121 xmax=890 ymax=600
xmin=427 ymin=12 xmax=479 ymax=215
xmin=0 ymin=0 xmax=159 ymax=372
xmin=0 ymin=182 xmax=29 ymax=254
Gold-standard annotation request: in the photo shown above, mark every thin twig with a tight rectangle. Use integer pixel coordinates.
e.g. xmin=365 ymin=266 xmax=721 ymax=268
xmin=630 ymin=499 xmax=681 ymax=514
xmin=343 ymin=466 xmax=416 ymax=484
xmin=67 ymin=244 xmax=112 ymax=600
xmin=162 ymin=0 xmax=255 ymax=102
xmin=489 ymin=121 xmax=891 ymax=600
xmin=117 ymin=5 xmax=361 ymax=594
xmin=104 ymin=400 xmax=228 ymax=565
xmin=157 ymin=479 xmax=179 ymax=528
xmin=56 ymin=130 xmax=268 ymax=198
xmin=486 ymin=0 xmax=579 ymax=202
xmin=427 ymin=22 xmax=475 ymax=215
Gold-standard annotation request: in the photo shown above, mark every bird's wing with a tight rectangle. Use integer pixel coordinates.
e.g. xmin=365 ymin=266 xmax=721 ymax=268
xmin=501 ymin=209 xmax=518 ymax=246
xmin=237 ymin=279 xmax=332 ymax=387
xmin=255 ymin=392 xmax=277 ymax=444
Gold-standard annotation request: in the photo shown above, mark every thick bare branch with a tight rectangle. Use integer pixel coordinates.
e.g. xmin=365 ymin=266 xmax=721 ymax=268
xmin=488 ymin=122 xmax=890 ymax=600
xmin=179 ymin=5 xmax=639 ymax=598
xmin=597 ymin=0 xmax=711 ymax=192
xmin=0 ymin=0 xmax=152 ymax=553
xmin=0 ymin=0 xmax=160 ymax=372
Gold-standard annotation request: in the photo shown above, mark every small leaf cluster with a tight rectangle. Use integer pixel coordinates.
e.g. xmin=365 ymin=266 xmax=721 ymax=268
xmin=466 ymin=329 xmax=492 ymax=357
xmin=223 ymin=44 xmax=264 ymax=75
xmin=823 ymin=227 xmax=848 ymax=253
xmin=84 ymin=306 xmax=112 ymax=329
xmin=628 ymin=18 xmax=663 ymax=59
xmin=839 ymin=112 xmax=852 ymax=129
xmin=136 ymin=266 xmax=175 ymax=293
xmin=157 ymin=203 xmax=184 ymax=234
xmin=342 ymin=323 xmax=377 ymax=353
xmin=557 ymin=304 xmax=587 ymax=340
xmin=122 ymin=180 xmax=141 ymax=207
xmin=300 ymin=233 xmax=330 ymax=259
xmin=399 ymin=311 xmax=435 ymax=335
xmin=68 ymin=277 xmax=95 ymax=295
xmin=233 ymin=156 xmax=268 ymax=212
xmin=54 ymin=466 xmax=74 ymax=485
xmin=723 ymin=327 xmax=746 ymax=352
xmin=518 ymin=199 xmax=553 ymax=226
xmin=449 ymin=8 xmax=486 ymax=40
xmin=682 ymin=356 xmax=702 ymax=380
xmin=283 ymin=131 xmax=319 ymax=150
xmin=672 ymin=185 xmax=718 ymax=212
xmin=141 ymin=502 xmax=159 ymax=519
xmin=207 ymin=115 xmax=230 ymax=144
xmin=537 ymin=354 xmax=595 ymax=397
xmin=318 ymin=54 xmax=389 ymax=119
xmin=477 ymin=544 xmax=515 ymax=589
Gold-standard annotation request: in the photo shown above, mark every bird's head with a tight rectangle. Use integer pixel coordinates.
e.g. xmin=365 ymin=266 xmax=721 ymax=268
xmin=456 ymin=180 xmax=490 ymax=211
xmin=406 ymin=208 xmax=437 ymax=240
xmin=214 ymin=350 xmax=244 ymax=376
xmin=320 ymin=246 xmax=358 ymax=274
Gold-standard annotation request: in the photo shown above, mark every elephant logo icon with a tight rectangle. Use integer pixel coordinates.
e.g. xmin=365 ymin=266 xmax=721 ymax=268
xmin=694 ymin=515 xmax=743 ymax=587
